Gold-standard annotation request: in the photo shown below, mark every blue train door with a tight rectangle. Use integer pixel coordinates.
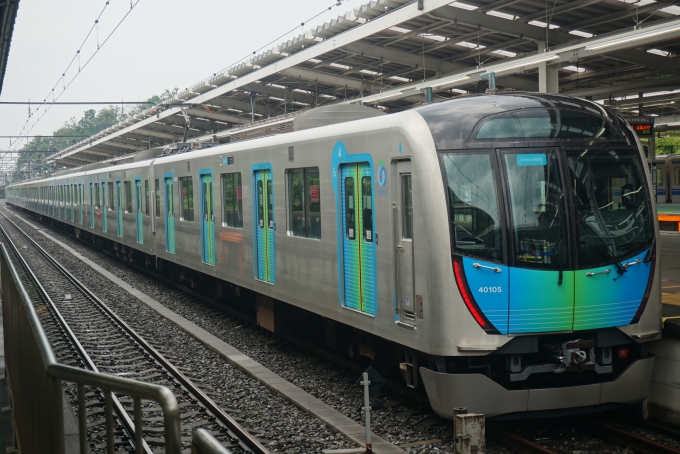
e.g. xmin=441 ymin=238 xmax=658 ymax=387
xmin=200 ymin=173 xmax=215 ymax=265
xmin=165 ymin=177 xmax=176 ymax=253
xmin=135 ymin=179 xmax=143 ymax=244
xmin=101 ymin=182 xmax=107 ymax=232
xmin=89 ymin=184 xmax=94 ymax=228
xmin=71 ymin=184 xmax=75 ymax=221
xmin=79 ymin=184 xmax=83 ymax=224
xmin=254 ymin=169 xmax=274 ymax=283
xmin=340 ymin=163 xmax=376 ymax=315
xmin=116 ymin=181 xmax=123 ymax=238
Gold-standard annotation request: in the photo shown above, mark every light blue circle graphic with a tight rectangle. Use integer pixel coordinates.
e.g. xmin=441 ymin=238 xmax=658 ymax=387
xmin=378 ymin=166 xmax=387 ymax=186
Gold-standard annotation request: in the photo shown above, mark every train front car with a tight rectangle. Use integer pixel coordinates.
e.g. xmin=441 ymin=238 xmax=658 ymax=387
xmin=416 ymin=94 xmax=660 ymax=419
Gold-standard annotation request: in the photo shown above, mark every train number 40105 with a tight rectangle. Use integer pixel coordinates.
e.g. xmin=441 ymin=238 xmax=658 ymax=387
xmin=478 ymin=286 xmax=502 ymax=293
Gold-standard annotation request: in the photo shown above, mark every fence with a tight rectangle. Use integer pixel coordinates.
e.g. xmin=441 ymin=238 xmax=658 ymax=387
xmin=1 ymin=243 xmax=231 ymax=453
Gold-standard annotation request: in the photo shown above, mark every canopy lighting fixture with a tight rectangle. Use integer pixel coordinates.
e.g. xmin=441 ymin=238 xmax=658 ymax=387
xmin=488 ymin=54 xmax=560 ymax=74
xmin=585 ymin=23 xmax=680 ymax=51
xmin=361 ymin=91 xmax=404 ymax=103
xmin=416 ymin=75 xmax=470 ymax=90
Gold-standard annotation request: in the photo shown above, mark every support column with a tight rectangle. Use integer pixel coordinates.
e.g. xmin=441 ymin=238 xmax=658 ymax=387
xmin=538 ymin=42 xmax=559 ymax=94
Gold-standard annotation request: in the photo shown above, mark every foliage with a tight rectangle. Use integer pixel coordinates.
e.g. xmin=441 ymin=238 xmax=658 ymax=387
xmin=10 ymin=88 xmax=179 ymax=183
xmin=655 ymin=135 xmax=680 ymax=155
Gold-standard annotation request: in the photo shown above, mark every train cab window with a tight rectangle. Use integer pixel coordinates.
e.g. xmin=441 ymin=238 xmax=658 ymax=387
xmin=145 ymin=180 xmax=150 ymax=216
xmin=155 ymin=179 xmax=160 ymax=217
xmin=345 ymin=177 xmax=356 ymax=240
xmin=221 ymin=172 xmax=243 ymax=228
xmin=401 ymin=175 xmax=413 ymax=239
xmin=443 ymin=152 xmax=503 ymax=262
xmin=124 ymin=181 xmax=133 ymax=213
xmin=503 ymin=151 xmax=566 ymax=270
xmin=179 ymin=176 xmax=194 ymax=222
xmin=362 ymin=176 xmax=373 ymax=242
xmin=567 ymin=148 xmax=653 ymax=269
xmin=286 ymin=167 xmax=321 ymax=239
xmin=108 ymin=182 xmax=114 ymax=211
xmin=94 ymin=184 xmax=100 ymax=209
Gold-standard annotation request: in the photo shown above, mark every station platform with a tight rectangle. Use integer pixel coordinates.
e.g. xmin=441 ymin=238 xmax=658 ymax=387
xmin=660 ymin=232 xmax=680 ymax=321
xmin=658 ymin=204 xmax=680 ymax=232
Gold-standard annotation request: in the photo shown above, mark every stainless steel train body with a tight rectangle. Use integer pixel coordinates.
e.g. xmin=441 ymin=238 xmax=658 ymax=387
xmin=8 ymin=94 xmax=661 ymax=419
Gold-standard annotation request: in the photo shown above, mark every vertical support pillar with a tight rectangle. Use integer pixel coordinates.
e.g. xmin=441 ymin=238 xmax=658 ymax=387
xmin=538 ymin=42 xmax=558 ymax=94
xmin=424 ymin=87 xmax=433 ymax=103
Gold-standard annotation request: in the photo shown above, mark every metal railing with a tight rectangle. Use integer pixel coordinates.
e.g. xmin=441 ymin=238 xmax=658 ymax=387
xmin=0 ymin=243 xmax=231 ymax=454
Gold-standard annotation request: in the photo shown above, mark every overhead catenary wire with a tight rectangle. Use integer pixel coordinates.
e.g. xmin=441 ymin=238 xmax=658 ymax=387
xmin=11 ymin=0 xmax=143 ymax=150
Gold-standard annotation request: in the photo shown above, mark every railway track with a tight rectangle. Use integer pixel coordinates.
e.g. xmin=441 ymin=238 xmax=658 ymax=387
xmin=0 ymin=212 xmax=269 ymax=453
xmin=490 ymin=418 xmax=680 ymax=454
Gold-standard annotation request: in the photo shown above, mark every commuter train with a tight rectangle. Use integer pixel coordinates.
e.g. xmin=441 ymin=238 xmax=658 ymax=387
xmin=7 ymin=93 xmax=661 ymax=419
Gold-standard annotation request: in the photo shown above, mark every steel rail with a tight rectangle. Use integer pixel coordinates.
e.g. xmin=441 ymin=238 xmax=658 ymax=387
xmin=0 ymin=210 xmax=269 ymax=454
xmin=492 ymin=430 xmax=559 ymax=454
xmin=0 ymin=213 xmax=154 ymax=454
xmin=587 ymin=419 xmax=680 ymax=454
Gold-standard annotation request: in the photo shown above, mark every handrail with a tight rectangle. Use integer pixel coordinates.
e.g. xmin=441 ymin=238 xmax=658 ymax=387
xmin=0 ymin=242 xmax=228 ymax=453
xmin=192 ymin=429 xmax=233 ymax=454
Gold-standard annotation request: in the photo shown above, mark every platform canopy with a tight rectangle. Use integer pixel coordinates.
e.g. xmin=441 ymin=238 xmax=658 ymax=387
xmin=47 ymin=0 xmax=680 ymax=167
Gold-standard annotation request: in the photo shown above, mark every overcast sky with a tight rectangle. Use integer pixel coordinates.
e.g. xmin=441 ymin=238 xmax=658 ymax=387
xmin=0 ymin=0 xmax=369 ymax=151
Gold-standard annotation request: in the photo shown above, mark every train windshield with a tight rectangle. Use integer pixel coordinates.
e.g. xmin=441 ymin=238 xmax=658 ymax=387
xmin=567 ymin=148 xmax=653 ymax=268
xmin=444 ymin=148 xmax=653 ymax=268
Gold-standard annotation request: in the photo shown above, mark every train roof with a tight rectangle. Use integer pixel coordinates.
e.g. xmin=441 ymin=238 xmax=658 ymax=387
xmin=415 ymin=92 xmax=634 ymax=150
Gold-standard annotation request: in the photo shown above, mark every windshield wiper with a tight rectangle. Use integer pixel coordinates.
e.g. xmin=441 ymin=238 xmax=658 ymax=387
xmin=577 ymin=220 xmax=626 ymax=275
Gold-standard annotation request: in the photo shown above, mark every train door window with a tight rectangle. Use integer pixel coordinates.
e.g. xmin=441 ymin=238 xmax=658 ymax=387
xmin=221 ymin=172 xmax=243 ymax=228
xmin=675 ymin=167 xmax=680 ymax=186
xmin=502 ymin=151 xmax=565 ymax=270
xmin=101 ymin=182 xmax=108 ymax=233
xmin=401 ymin=174 xmax=413 ymax=239
xmin=658 ymin=168 xmax=664 ymax=186
xmin=94 ymin=183 xmax=100 ymax=209
xmin=257 ymin=180 xmax=264 ymax=228
xmin=145 ymin=180 xmax=150 ymax=216
xmin=267 ymin=180 xmax=273 ymax=230
xmin=345 ymin=177 xmax=356 ymax=240
xmin=179 ymin=176 xmax=194 ymax=222
xmin=108 ymin=182 xmax=114 ymax=211
xmin=362 ymin=176 xmax=373 ymax=242
xmin=286 ymin=167 xmax=321 ymax=239
xmin=124 ymin=181 xmax=133 ymax=213
xmin=155 ymin=179 xmax=160 ymax=217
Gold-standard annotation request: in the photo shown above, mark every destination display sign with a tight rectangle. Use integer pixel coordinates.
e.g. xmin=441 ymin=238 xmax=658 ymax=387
xmin=625 ymin=116 xmax=655 ymax=137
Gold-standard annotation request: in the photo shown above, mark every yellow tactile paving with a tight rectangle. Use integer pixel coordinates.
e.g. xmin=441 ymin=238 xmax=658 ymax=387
xmin=662 ymin=292 xmax=680 ymax=306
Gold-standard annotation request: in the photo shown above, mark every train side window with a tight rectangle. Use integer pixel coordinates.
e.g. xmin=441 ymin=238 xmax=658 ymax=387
xmin=124 ymin=181 xmax=133 ymax=213
xmin=145 ymin=180 xmax=150 ymax=216
xmin=345 ymin=177 xmax=355 ymax=240
xmin=221 ymin=172 xmax=243 ymax=228
xmin=155 ymin=179 xmax=160 ymax=217
xmin=401 ymin=174 xmax=413 ymax=239
xmin=362 ymin=176 xmax=373 ymax=242
xmin=179 ymin=176 xmax=194 ymax=222
xmin=675 ymin=168 xmax=680 ymax=186
xmin=286 ymin=167 xmax=321 ymax=239
xmin=94 ymin=184 xmax=100 ymax=209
